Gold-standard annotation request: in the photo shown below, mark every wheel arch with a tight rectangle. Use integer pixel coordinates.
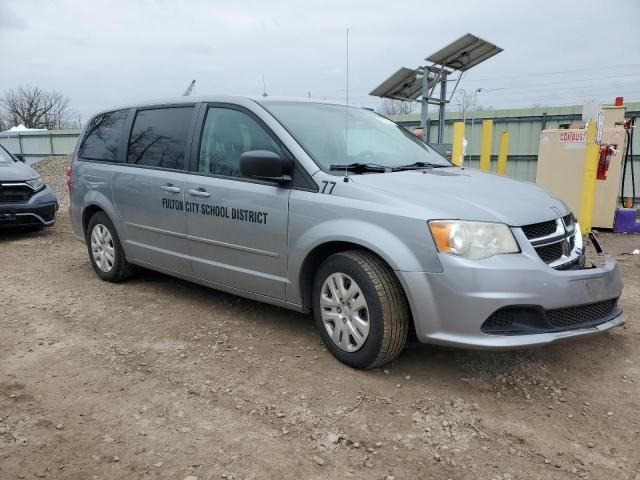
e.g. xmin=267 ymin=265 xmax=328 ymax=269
xmin=80 ymin=197 xmax=126 ymax=259
xmin=80 ymin=189 xmax=123 ymax=237
xmin=82 ymin=204 xmax=105 ymax=234
xmin=297 ymin=240 xmax=413 ymax=327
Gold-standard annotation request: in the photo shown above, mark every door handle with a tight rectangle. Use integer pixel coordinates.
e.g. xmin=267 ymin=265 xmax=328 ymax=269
xmin=188 ymin=188 xmax=210 ymax=198
xmin=161 ymin=184 xmax=181 ymax=193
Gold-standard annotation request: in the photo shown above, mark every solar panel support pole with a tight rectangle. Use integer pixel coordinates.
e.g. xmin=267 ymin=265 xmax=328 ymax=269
xmin=437 ymin=71 xmax=447 ymax=144
xmin=420 ymin=70 xmax=429 ymax=143
xmin=369 ymin=34 xmax=502 ymax=147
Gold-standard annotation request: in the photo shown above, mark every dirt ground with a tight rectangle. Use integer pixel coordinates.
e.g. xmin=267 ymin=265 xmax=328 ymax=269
xmin=1 ymin=159 xmax=639 ymax=480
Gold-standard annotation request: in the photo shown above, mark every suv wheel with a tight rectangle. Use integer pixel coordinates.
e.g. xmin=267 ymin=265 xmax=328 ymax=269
xmin=313 ymin=250 xmax=410 ymax=369
xmin=86 ymin=211 xmax=132 ymax=282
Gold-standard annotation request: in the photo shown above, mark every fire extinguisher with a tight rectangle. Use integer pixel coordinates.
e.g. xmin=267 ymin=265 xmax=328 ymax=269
xmin=597 ymin=144 xmax=616 ymax=180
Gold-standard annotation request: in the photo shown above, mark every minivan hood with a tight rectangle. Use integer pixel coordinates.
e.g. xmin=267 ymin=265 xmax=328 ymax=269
xmin=349 ymin=167 xmax=569 ymax=226
xmin=0 ymin=160 xmax=38 ymax=182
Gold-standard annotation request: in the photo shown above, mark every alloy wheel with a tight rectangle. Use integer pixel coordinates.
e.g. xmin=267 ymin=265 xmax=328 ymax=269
xmin=320 ymin=272 xmax=370 ymax=352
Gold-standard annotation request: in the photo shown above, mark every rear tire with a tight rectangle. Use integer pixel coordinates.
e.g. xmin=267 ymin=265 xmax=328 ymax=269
xmin=313 ymin=250 xmax=410 ymax=369
xmin=85 ymin=211 xmax=133 ymax=282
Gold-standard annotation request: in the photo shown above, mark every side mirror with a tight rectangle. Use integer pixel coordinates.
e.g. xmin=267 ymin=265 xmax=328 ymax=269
xmin=14 ymin=154 xmax=25 ymax=162
xmin=239 ymin=150 xmax=292 ymax=183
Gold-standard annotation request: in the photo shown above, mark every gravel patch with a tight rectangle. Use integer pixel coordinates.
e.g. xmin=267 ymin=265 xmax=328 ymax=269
xmin=32 ymin=155 xmax=71 ymax=210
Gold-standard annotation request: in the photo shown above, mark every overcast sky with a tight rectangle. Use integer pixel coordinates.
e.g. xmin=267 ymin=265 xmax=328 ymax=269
xmin=1 ymin=0 xmax=639 ymax=123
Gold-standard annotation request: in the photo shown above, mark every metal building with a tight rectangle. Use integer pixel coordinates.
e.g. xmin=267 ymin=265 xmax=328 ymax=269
xmin=390 ymin=102 xmax=640 ymax=197
xmin=0 ymin=129 xmax=81 ymax=164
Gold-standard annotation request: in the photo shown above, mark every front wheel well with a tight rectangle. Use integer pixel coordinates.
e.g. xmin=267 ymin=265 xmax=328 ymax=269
xmin=299 ymin=242 xmax=412 ymax=320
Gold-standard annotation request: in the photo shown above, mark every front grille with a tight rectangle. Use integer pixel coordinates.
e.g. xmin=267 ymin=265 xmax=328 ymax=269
xmin=536 ymin=242 xmax=564 ymax=263
xmin=547 ymin=299 xmax=618 ymax=328
xmin=533 ymin=235 xmax=576 ymax=265
xmin=482 ymin=298 xmax=620 ymax=334
xmin=522 ymin=216 xmax=578 ymax=266
xmin=563 ymin=213 xmax=575 ymax=228
xmin=553 ymin=256 xmax=581 ymax=271
xmin=0 ymin=185 xmax=33 ymax=203
xmin=522 ymin=220 xmax=557 ymax=239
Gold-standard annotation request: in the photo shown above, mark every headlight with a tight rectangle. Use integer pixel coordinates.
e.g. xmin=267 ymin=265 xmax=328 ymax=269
xmin=428 ymin=220 xmax=519 ymax=259
xmin=26 ymin=177 xmax=45 ymax=191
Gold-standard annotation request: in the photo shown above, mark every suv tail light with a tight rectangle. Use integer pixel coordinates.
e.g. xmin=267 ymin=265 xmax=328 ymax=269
xmin=66 ymin=165 xmax=72 ymax=193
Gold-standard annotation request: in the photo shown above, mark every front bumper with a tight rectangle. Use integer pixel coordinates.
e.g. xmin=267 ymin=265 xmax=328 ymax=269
xmin=397 ymin=243 xmax=624 ymax=349
xmin=0 ymin=186 xmax=58 ymax=228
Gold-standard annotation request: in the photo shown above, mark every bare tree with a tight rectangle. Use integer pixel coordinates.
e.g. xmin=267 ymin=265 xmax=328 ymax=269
xmin=377 ymin=99 xmax=415 ymax=116
xmin=0 ymin=113 xmax=7 ymax=132
xmin=0 ymin=85 xmax=73 ymax=129
xmin=455 ymin=89 xmax=475 ymax=115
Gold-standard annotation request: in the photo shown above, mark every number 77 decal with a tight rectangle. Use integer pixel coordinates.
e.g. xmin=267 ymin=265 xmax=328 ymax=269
xmin=321 ymin=181 xmax=336 ymax=194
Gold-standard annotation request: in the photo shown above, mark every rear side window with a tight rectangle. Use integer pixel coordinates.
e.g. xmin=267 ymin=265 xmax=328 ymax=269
xmin=127 ymin=107 xmax=194 ymax=170
xmin=78 ymin=110 xmax=128 ymax=161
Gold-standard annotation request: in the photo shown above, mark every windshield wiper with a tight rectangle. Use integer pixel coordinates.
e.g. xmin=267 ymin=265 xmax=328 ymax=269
xmin=329 ymin=163 xmax=390 ymax=173
xmin=392 ymin=161 xmax=449 ymax=171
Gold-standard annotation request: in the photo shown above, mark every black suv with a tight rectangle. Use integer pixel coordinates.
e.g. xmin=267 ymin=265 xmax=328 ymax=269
xmin=0 ymin=144 xmax=58 ymax=228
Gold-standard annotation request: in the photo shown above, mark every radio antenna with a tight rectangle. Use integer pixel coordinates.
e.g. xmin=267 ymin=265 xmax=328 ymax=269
xmin=262 ymin=73 xmax=268 ymax=98
xmin=344 ymin=27 xmax=350 ymax=182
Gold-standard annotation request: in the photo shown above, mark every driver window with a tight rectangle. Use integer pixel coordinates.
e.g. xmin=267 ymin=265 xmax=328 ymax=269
xmin=198 ymin=107 xmax=282 ymax=177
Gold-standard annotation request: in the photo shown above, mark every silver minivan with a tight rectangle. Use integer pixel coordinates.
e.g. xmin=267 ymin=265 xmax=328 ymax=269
xmin=68 ymin=97 xmax=624 ymax=368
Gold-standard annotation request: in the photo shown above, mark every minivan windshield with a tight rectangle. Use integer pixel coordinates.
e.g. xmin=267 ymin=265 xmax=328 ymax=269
xmin=262 ymin=101 xmax=452 ymax=171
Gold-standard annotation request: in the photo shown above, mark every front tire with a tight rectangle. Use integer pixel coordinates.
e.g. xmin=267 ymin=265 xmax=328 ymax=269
xmin=86 ymin=211 xmax=132 ymax=282
xmin=313 ymin=250 xmax=410 ymax=369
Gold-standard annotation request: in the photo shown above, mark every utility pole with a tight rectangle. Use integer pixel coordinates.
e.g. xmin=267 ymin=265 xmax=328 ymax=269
xmin=420 ymin=70 xmax=430 ymax=143
xmin=468 ymin=87 xmax=483 ymax=161
xmin=437 ymin=71 xmax=448 ymax=144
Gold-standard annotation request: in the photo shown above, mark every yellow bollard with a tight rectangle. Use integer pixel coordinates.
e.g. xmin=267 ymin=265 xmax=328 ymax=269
xmin=496 ymin=131 xmax=509 ymax=176
xmin=479 ymin=119 xmax=493 ymax=171
xmin=451 ymin=121 xmax=465 ymax=167
xmin=578 ymin=122 xmax=600 ymax=234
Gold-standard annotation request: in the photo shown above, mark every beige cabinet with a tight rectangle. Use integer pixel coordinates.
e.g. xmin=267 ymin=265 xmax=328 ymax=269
xmin=536 ymin=106 xmax=627 ymax=229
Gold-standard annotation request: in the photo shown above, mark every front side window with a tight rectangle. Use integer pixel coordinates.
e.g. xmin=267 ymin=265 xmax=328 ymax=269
xmin=127 ymin=107 xmax=194 ymax=170
xmin=262 ymin=101 xmax=451 ymax=171
xmin=78 ymin=109 xmax=128 ymax=162
xmin=198 ymin=107 xmax=282 ymax=177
